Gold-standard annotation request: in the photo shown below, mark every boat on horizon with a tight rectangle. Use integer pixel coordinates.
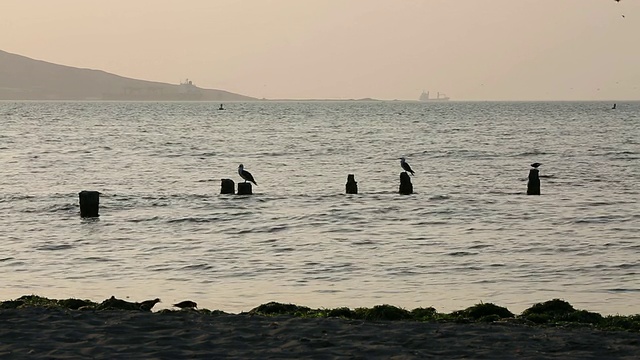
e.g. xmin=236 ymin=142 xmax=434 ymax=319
xmin=419 ymin=90 xmax=450 ymax=101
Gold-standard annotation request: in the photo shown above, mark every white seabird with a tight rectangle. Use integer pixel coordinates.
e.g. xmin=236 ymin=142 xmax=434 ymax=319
xmin=238 ymin=164 xmax=258 ymax=185
xmin=399 ymin=157 xmax=415 ymax=175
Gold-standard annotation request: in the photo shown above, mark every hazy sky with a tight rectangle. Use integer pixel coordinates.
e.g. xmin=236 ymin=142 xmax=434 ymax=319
xmin=2 ymin=0 xmax=638 ymax=100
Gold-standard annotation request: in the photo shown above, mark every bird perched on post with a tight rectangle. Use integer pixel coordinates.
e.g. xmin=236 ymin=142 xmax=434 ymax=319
xmin=238 ymin=164 xmax=258 ymax=185
xmin=173 ymin=300 xmax=198 ymax=310
xmin=399 ymin=157 xmax=415 ymax=175
xmin=531 ymin=162 xmax=542 ymax=169
xmin=139 ymin=298 xmax=161 ymax=312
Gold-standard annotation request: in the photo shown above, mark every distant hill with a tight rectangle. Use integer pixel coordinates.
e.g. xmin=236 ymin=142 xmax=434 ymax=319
xmin=0 ymin=49 xmax=256 ymax=101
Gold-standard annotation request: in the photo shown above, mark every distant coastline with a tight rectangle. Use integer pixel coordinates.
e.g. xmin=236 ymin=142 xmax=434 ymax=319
xmin=4 ymin=50 xmax=637 ymax=102
xmin=0 ymin=49 xmax=255 ymax=101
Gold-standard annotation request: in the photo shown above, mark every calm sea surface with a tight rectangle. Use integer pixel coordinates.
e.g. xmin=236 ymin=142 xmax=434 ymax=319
xmin=0 ymin=101 xmax=638 ymax=315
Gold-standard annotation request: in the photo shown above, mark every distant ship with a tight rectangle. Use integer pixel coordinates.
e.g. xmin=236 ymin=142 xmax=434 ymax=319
xmin=419 ymin=90 xmax=450 ymax=101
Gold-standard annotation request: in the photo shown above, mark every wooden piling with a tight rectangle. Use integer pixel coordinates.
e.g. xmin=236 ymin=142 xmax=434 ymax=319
xmin=237 ymin=182 xmax=253 ymax=195
xmin=79 ymin=190 xmax=100 ymax=217
xmin=399 ymin=172 xmax=413 ymax=195
xmin=220 ymin=178 xmax=235 ymax=194
xmin=346 ymin=174 xmax=358 ymax=194
xmin=527 ymin=169 xmax=540 ymax=195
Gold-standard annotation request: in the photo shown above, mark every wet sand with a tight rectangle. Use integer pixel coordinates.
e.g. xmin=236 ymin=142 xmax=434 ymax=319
xmin=1 ymin=308 xmax=639 ymax=359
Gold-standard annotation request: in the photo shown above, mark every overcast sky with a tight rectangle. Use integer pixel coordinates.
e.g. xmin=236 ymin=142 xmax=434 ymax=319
xmin=1 ymin=0 xmax=638 ymax=100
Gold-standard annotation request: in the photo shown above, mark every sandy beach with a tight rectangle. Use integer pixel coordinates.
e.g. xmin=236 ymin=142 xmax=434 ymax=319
xmin=1 ymin=307 xmax=639 ymax=359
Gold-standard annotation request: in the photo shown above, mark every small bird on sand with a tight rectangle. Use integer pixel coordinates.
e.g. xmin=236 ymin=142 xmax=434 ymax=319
xmin=238 ymin=164 xmax=258 ymax=185
xmin=399 ymin=157 xmax=415 ymax=175
xmin=139 ymin=298 xmax=161 ymax=311
xmin=173 ymin=300 xmax=198 ymax=310
xmin=531 ymin=162 xmax=542 ymax=168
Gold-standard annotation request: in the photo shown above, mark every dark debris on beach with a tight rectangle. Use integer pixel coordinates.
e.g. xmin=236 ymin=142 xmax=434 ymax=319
xmin=1 ymin=295 xmax=639 ymax=333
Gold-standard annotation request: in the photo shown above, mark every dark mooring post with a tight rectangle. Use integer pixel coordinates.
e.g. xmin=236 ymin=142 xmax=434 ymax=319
xmin=79 ymin=190 xmax=100 ymax=217
xmin=237 ymin=182 xmax=253 ymax=195
xmin=399 ymin=172 xmax=413 ymax=195
xmin=220 ymin=178 xmax=235 ymax=194
xmin=346 ymin=174 xmax=358 ymax=194
xmin=527 ymin=169 xmax=540 ymax=195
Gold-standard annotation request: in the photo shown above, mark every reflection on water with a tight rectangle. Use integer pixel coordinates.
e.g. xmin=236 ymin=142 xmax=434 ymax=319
xmin=0 ymin=101 xmax=638 ymax=314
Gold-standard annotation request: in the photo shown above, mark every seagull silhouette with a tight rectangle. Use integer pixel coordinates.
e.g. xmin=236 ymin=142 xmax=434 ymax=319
xmin=238 ymin=164 xmax=257 ymax=185
xmin=399 ymin=157 xmax=415 ymax=175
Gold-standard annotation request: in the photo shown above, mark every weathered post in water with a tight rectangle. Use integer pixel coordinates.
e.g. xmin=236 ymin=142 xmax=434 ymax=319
xmin=237 ymin=182 xmax=253 ymax=195
xmin=220 ymin=179 xmax=235 ymax=194
xmin=79 ymin=190 xmax=100 ymax=217
xmin=346 ymin=174 xmax=358 ymax=194
xmin=527 ymin=169 xmax=540 ymax=195
xmin=399 ymin=172 xmax=413 ymax=195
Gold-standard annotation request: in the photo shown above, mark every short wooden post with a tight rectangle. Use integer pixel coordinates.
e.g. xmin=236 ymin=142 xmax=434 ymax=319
xmin=79 ymin=190 xmax=100 ymax=217
xmin=399 ymin=172 xmax=413 ymax=195
xmin=527 ymin=169 xmax=540 ymax=195
xmin=237 ymin=182 xmax=253 ymax=195
xmin=220 ymin=179 xmax=235 ymax=194
xmin=346 ymin=174 xmax=358 ymax=194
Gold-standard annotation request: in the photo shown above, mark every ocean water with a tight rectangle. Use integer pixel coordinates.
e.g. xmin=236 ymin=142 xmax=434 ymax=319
xmin=0 ymin=100 xmax=638 ymax=315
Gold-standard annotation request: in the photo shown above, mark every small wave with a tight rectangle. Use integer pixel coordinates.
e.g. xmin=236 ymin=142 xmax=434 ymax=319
xmin=268 ymin=225 xmax=288 ymax=233
xmin=352 ymin=239 xmax=378 ymax=245
xmin=447 ymin=251 xmax=477 ymax=257
xmin=22 ymin=203 xmax=76 ymax=214
xmin=234 ymin=224 xmax=289 ymax=234
xmin=468 ymin=244 xmax=493 ymax=249
xmin=514 ymin=150 xmax=549 ymax=156
xmin=82 ymin=256 xmax=115 ymax=262
xmin=181 ymin=263 xmax=213 ymax=271
xmin=606 ymin=288 xmax=640 ymax=293
xmin=258 ymin=239 xmax=278 ymax=244
xmin=0 ymin=194 xmax=35 ymax=203
xmin=128 ymin=216 xmax=161 ymax=223
xmin=35 ymin=244 xmax=74 ymax=251
xmin=615 ymin=263 xmax=639 ymax=269
xmin=429 ymin=194 xmax=450 ymax=200
xmin=574 ymin=215 xmax=626 ymax=224
xmin=167 ymin=217 xmax=219 ymax=224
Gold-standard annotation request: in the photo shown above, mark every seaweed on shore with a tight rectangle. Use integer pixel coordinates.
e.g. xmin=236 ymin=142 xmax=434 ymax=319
xmin=248 ymin=302 xmax=313 ymax=316
xmin=0 ymin=295 xmax=97 ymax=310
xmin=0 ymin=295 xmax=156 ymax=312
xmin=243 ymin=300 xmax=639 ymax=332
xmin=353 ymin=305 xmax=413 ymax=321
xmin=1 ymin=295 xmax=639 ymax=333
xmin=449 ymin=302 xmax=514 ymax=322
xmin=520 ymin=299 xmax=603 ymax=326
